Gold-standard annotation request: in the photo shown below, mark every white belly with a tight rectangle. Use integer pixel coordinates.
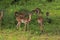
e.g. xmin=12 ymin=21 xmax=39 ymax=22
xmin=21 ymin=19 xmax=25 ymax=23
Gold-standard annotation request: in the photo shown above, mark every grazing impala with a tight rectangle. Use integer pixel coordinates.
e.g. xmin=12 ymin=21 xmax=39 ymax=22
xmin=15 ymin=11 xmax=32 ymax=31
xmin=0 ymin=10 xmax=3 ymax=26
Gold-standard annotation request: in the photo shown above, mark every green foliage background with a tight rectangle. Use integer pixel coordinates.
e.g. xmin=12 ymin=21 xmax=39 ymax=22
xmin=0 ymin=0 xmax=60 ymax=35
xmin=1 ymin=0 xmax=60 ymax=40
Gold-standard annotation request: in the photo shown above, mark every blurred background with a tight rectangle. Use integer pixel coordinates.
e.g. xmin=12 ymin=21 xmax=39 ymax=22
xmin=0 ymin=0 xmax=60 ymax=40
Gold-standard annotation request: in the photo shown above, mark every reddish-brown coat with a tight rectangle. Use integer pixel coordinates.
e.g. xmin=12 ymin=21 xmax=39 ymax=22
xmin=15 ymin=11 xmax=32 ymax=31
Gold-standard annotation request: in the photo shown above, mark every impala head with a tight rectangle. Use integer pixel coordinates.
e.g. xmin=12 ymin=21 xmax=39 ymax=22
xmin=15 ymin=11 xmax=25 ymax=19
xmin=15 ymin=11 xmax=19 ymax=17
xmin=35 ymin=8 xmax=41 ymax=13
xmin=32 ymin=8 xmax=42 ymax=16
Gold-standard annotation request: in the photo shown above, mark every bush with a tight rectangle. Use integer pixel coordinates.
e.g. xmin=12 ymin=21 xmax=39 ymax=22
xmin=47 ymin=0 xmax=53 ymax=2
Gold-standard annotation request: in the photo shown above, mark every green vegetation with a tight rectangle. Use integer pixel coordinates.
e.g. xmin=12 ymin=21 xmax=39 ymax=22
xmin=0 ymin=0 xmax=60 ymax=40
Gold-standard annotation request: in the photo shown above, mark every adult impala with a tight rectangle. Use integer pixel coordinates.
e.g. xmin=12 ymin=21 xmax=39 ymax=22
xmin=15 ymin=11 xmax=32 ymax=31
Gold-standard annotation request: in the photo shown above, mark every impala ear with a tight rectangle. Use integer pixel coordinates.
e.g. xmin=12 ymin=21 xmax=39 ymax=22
xmin=15 ymin=12 xmax=19 ymax=16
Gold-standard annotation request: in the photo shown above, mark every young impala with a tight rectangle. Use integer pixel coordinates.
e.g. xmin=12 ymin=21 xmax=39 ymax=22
xmin=15 ymin=11 xmax=32 ymax=31
xmin=0 ymin=10 xmax=3 ymax=27
xmin=32 ymin=8 xmax=44 ymax=32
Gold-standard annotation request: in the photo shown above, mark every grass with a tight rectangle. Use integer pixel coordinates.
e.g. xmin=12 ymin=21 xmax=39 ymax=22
xmin=0 ymin=0 xmax=60 ymax=40
xmin=1 ymin=29 xmax=60 ymax=40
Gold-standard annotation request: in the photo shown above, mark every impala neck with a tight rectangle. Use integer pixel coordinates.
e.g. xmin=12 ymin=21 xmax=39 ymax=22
xmin=29 ymin=14 xmax=32 ymax=21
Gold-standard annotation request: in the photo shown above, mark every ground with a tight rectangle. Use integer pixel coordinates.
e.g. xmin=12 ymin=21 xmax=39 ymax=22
xmin=0 ymin=29 xmax=60 ymax=40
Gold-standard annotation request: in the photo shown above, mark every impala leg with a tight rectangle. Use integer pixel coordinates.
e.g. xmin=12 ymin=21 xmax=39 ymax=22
xmin=40 ymin=23 xmax=44 ymax=33
xmin=0 ymin=21 xmax=1 ymax=30
xmin=27 ymin=22 xmax=29 ymax=31
xmin=0 ymin=21 xmax=1 ymax=27
xmin=16 ymin=22 xmax=21 ymax=29
xmin=24 ymin=23 xmax=27 ymax=31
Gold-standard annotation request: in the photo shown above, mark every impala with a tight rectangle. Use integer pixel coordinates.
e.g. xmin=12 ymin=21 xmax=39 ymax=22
xmin=32 ymin=8 xmax=44 ymax=32
xmin=15 ymin=11 xmax=32 ymax=31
